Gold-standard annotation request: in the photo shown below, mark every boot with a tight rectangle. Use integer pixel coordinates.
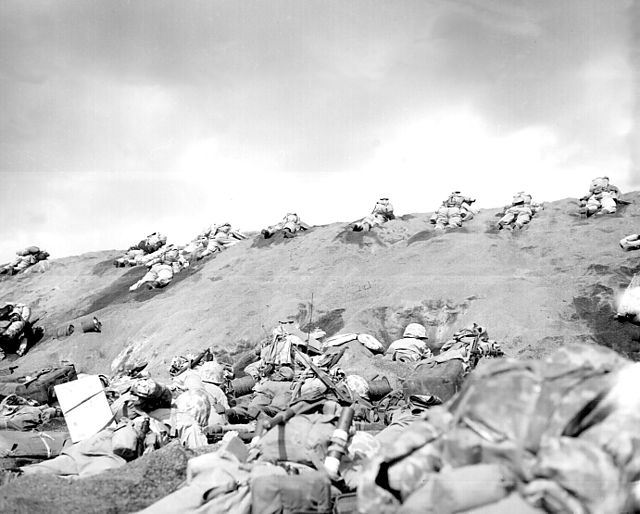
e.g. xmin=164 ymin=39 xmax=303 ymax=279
xmin=283 ymin=229 xmax=295 ymax=239
xmin=16 ymin=338 xmax=28 ymax=357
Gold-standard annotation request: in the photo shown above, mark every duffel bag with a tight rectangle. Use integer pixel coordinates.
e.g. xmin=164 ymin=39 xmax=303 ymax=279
xmin=403 ymin=359 xmax=464 ymax=402
xmin=251 ymin=471 xmax=332 ymax=514
xmin=0 ymin=365 xmax=77 ymax=404
xmin=0 ymin=430 xmax=70 ymax=458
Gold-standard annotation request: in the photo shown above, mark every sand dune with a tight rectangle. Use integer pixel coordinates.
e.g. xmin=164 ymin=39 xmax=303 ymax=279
xmin=1 ymin=193 xmax=639 ymax=379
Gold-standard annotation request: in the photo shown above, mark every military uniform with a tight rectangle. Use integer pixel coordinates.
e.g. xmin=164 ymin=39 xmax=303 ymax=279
xmin=386 ymin=323 xmax=431 ymax=362
xmin=353 ymin=198 xmax=395 ymax=232
xmin=430 ymin=191 xmax=475 ymax=230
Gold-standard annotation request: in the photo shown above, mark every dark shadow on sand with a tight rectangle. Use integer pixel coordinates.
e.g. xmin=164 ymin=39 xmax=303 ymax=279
xmin=334 ymin=228 xmax=386 ymax=248
xmin=251 ymin=229 xmax=311 ymax=249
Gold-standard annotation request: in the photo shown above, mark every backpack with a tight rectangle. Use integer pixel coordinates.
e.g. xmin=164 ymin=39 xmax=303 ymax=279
xmin=403 ymin=359 xmax=465 ymax=402
xmin=256 ymin=413 xmax=337 ymax=467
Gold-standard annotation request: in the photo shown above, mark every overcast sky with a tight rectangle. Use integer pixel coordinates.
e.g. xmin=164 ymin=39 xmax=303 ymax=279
xmin=0 ymin=0 xmax=637 ymax=261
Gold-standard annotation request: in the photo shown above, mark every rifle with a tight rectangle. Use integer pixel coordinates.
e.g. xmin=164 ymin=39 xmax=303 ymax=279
xmin=305 ymin=293 xmax=314 ymax=354
xmin=468 ymin=325 xmax=483 ymax=369
xmin=293 ymin=347 xmax=351 ymax=403
xmin=190 ymin=347 xmax=212 ymax=370
xmin=173 ymin=347 xmax=212 ymax=377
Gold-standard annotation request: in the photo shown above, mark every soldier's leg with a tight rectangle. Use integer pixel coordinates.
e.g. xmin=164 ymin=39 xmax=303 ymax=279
xmin=434 ymin=210 xmax=448 ymax=230
xmin=621 ymin=235 xmax=640 ymax=251
xmin=155 ymin=269 xmax=174 ymax=288
xmin=3 ymin=320 xmax=26 ymax=340
xmin=498 ymin=212 xmax=515 ymax=230
xmin=449 ymin=208 xmax=463 ymax=227
xmin=586 ymin=198 xmax=600 ymax=216
xmin=16 ymin=336 xmax=28 ymax=357
xmin=129 ymin=270 xmax=157 ymax=291
xmin=601 ymin=197 xmax=617 ymax=214
xmin=283 ymin=221 xmax=298 ymax=234
xmin=515 ymin=212 xmax=531 ymax=229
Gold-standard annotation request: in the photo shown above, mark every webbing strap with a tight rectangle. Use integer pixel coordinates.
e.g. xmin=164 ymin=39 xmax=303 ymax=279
xmin=39 ymin=432 xmax=54 ymax=459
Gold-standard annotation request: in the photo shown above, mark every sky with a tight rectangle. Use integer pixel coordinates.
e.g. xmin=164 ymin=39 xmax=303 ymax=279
xmin=0 ymin=0 xmax=638 ymax=261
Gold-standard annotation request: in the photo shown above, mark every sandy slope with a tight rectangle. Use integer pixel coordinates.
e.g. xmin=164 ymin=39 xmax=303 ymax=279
xmin=1 ymin=193 xmax=639 ymax=378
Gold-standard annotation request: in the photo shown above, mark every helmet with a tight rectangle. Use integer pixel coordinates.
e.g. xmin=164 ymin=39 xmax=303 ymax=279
xmin=345 ymin=375 xmax=370 ymax=399
xmin=130 ymin=378 xmax=160 ymax=398
xmin=199 ymin=361 xmax=226 ymax=385
xmin=277 ymin=366 xmax=294 ymax=381
xmin=472 ymin=323 xmax=488 ymax=338
xmin=403 ymin=323 xmax=428 ymax=339
xmin=183 ymin=373 xmax=204 ymax=391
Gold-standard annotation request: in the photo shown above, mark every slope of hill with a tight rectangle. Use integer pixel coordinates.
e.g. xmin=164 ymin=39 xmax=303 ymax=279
xmin=1 ymin=193 xmax=639 ymax=378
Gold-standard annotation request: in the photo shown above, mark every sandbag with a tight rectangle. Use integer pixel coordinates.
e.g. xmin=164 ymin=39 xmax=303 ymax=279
xmin=403 ymin=359 xmax=465 ymax=402
xmin=0 ymin=365 xmax=78 ymax=404
xmin=357 ymin=333 xmax=384 ymax=353
xmin=0 ymin=430 xmax=70 ymax=458
xmin=251 ymin=471 xmax=332 ymax=514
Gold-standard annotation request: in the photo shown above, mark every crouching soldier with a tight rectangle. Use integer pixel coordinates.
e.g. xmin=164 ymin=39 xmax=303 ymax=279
xmin=1 ymin=247 xmax=49 ymax=275
xmin=353 ymin=198 xmax=395 ymax=232
xmin=430 ymin=191 xmax=476 ymax=230
xmin=579 ymin=176 xmax=621 ymax=217
xmin=385 ymin=323 xmax=431 ymax=362
xmin=172 ymin=374 xmax=229 ymax=449
xmin=262 ymin=213 xmax=310 ymax=239
xmin=497 ymin=192 xmax=542 ymax=230
xmin=0 ymin=303 xmax=33 ymax=359
xmin=620 ymin=233 xmax=640 ymax=251
xmin=115 ymin=232 xmax=168 ymax=267
xmin=199 ymin=223 xmax=246 ymax=258
xmin=129 ymin=262 xmax=178 ymax=291
xmin=438 ymin=323 xmax=503 ymax=373
xmin=129 ymin=245 xmax=189 ymax=291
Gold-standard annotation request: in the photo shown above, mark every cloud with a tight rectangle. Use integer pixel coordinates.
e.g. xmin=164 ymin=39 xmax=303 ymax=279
xmin=0 ymin=0 xmax=636 ymax=260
